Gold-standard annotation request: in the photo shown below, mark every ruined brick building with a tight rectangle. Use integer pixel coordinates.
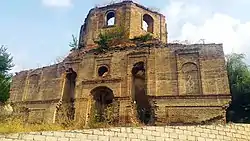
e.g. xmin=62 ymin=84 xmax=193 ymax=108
xmin=9 ymin=1 xmax=231 ymax=125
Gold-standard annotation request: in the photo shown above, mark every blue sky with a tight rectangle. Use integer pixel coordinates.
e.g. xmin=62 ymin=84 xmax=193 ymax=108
xmin=1 ymin=0 xmax=250 ymax=73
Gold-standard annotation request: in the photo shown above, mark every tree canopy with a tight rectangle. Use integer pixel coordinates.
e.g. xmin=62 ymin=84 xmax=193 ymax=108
xmin=0 ymin=45 xmax=13 ymax=103
xmin=226 ymin=53 xmax=250 ymax=123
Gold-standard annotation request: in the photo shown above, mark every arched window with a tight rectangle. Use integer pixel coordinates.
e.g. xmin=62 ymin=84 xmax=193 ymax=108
xmin=142 ymin=14 xmax=154 ymax=33
xmin=106 ymin=11 xmax=115 ymax=26
xmin=55 ymin=68 xmax=77 ymax=123
xmin=98 ymin=65 xmax=109 ymax=77
xmin=131 ymin=62 xmax=153 ymax=124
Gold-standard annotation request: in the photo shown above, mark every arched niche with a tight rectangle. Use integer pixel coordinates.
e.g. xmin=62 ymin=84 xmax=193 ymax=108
xmin=27 ymin=74 xmax=40 ymax=100
xmin=181 ymin=62 xmax=201 ymax=95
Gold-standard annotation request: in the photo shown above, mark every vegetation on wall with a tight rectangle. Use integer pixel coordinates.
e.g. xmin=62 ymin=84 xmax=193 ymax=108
xmin=226 ymin=53 xmax=250 ymax=123
xmin=131 ymin=33 xmax=153 ymax=42
xmin=94 ymin=26 xmax=127 ymax=52
xmin=0 ymin=45 xmax=14 ymax=103
xmin=94 ymin=32 xmax=112 ymax=52
xmin=94 ymin=31 xmax=154 ymax=53
xmin=69 ymin=34 xmax=84 ymax=51
xmin=69 ymin=35 xmax=78 ymax=51
xmin=88 ymin=102 xmax=116 ymax=128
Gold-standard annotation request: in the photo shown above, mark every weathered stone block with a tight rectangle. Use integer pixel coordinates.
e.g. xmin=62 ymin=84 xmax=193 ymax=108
xmin=57 ymin=137 xmax=69 ymax=141
xmin=45 ymin=136 xmax=57 ymax=141
xmin=33 ymin=135 xmax=45 ymax=141
xmin=21 ymin=135 xmax=34 ymax=141
xmin=187 ymin=135 xmax=196 ymax=141
xmin=87 ymin=135 xmax=98 ymax=140
xmin=65 ymin=133 xmax=76 ymax=138
xmin=98 ymin=135 xmax=109 ymax=141
xmin=128 ymin=133 xmax=137 ymax=139
xmin=69 ymin=138 xmax=80 ymax=141
xmin=169 ymin=133 xmax=178 ymax=139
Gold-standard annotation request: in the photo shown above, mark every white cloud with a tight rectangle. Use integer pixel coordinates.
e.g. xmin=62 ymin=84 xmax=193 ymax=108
xmin=163 ymin=0 xmax=250 ymax=63
xmin=162 ymin=0 xmax=203 ymax=38
xmin=178 ymin=14 xmax=250 ymax=55
xmin=42 ymin=0 xmax=73 ymax=8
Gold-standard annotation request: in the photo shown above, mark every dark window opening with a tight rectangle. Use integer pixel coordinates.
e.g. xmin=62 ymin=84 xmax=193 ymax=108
xmin=65 ymin=68 xmax=77 ymax=101
xmin=98 ymin=66 xmax=109 ymax=77
xmin=131 ymin=62 xmax=154 ymax=125
xmin=56 ymin=68 xmax=77 ymax=123
xmin=106 ymin=11 xmax=115 ymax=26
xmin=142 ymin=14 xmax=154 ymax=33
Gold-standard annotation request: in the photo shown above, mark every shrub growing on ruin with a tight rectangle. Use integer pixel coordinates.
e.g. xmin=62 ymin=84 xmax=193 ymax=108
xmin=94 ymin=26 xmax=127 ymax=52
xmin=87 ymin=102 xmax=117 ymax=128
xmin=131 ymin=33 xmax=153 ymax=42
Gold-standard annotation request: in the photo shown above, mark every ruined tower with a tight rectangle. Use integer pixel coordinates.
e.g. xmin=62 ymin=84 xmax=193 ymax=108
xmin=78 ymin=1 xmax=167 ymax=49
xmin=10 ymin=1 xmax=231 ymax=125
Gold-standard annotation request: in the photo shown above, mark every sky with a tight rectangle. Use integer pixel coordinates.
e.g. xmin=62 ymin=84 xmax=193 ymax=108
xmin=0 ymin=0 xmax=250 ymax=73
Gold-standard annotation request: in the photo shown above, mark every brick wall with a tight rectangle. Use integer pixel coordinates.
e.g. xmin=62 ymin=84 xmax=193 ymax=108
xmin=1 ymin=124 xmax=250 ymax=141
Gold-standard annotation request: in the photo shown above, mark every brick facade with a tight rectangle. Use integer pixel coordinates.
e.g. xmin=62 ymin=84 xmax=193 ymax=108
xmin=9 ymin=1 xmax=231 ymax=125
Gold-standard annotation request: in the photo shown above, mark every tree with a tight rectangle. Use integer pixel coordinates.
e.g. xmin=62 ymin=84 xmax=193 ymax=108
xmin=69 ymin=35 xmax=79 ymax=51
xmin=226 ymin=53 xmax=250 ymax=123
xmin=0 ymin=45 xmax=14 ymax=103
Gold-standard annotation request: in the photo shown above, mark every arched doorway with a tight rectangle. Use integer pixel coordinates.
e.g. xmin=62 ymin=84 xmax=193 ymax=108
xmin=90 ymin=86 xmax=114 ymax=122
xmin=131 ymin=62 xmax=152 ymax=124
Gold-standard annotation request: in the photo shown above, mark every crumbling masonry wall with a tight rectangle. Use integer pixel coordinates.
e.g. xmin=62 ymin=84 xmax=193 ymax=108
xmin=9 ymin=63 xmax=66 ymax=123
xmin=9 ymin=1 xmax=230 ymax=125
xmin=79 ymin=1 xmax=167 ymax=48
xmin=10 ymin=42 xmax=230 ymax=125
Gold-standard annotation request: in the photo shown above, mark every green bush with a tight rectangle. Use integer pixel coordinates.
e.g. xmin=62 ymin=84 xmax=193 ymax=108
xmin=94 ymin=27 xmax=126 ymax=52
xmin=131 ymin=33 xmax=153 ymax=42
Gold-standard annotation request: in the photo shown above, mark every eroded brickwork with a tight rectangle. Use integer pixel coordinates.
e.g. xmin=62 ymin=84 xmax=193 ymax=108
xmin=9 ymin=1 xmax=231 ymax=125
xmin=79 ymin=1 xmax=167 ymax=49
xmin=1 ymin=124 xmax=250 ymax=141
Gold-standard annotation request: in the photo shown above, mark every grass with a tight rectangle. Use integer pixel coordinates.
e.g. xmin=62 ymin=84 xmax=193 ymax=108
xmin=0 ymin=116 xmax=64 ymax=134
xmin=0 ymin=103 xmax=141 ymax=134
